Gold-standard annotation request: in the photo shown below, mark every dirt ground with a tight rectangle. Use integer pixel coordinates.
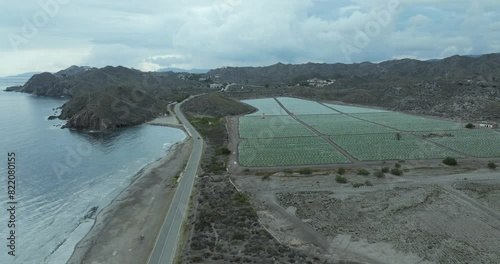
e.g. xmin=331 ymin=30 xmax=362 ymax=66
xmin=67 ymin=139 xmax=192 ymax=264
xmin=233 ymin=168 xmax=500 ymax=264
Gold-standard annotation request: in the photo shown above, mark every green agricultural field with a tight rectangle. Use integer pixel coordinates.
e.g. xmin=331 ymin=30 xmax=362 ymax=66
xmin=325 ymin=104 xmax=389 ymax=114
xmin=352 ymin=112 xmax=464 ymax=132
xmin=428 ymin=130 xmax=500 ymax=158
xmin=276 ymin=97 xmax=339 ymax=115
xmin=297 ymin=114 xmax=396 ymax=135
xmin=239 ymin=116 xmax=315 ymax=138
xmin=332 ymin=133 xmax=460 ymax=161
xmin=239 ymin=137 xmax=350 ymax=167
xmin=242 ymin=98 xmax=287 ymax=116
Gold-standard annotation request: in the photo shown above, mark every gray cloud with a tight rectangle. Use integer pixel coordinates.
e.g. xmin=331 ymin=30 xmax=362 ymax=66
xmin=1 ymin=0 xmax=499 ymax=75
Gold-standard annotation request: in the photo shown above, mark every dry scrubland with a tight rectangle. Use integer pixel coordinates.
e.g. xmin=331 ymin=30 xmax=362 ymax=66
xmin=234 ymin=169 xmax=500 ymax=264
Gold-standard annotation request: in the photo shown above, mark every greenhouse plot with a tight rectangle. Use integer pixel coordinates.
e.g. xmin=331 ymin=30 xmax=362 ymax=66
xmin=242 ymin=98 xmax=287 ymax=116
xmin=325 ymin=103 xmax=390 ymax=114
xmin=352 ymin=112 xmax=464 ymax=132
xmin=428 ymin=130 xmax=500 ymax=158
xmin=276 ymin=97 xmax=339 ymax=115
xmin=297 ymin=114 xmax=396 ymax=135
xmin=239 ymin=116 xmax=315 ymax=138
xmin=239 ymin=137 xmax=350 ymax=167
xmin=332 ymin=133 xmax=460 ymax=161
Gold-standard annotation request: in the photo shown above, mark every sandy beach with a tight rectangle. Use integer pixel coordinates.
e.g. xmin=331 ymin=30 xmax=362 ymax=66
xmin=67 ymin=137 xmax=193 ymax=264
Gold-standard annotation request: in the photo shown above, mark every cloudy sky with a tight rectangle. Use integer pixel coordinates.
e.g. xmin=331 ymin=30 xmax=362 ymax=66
xmin=1 ymin=0 xmax=499 ymax=76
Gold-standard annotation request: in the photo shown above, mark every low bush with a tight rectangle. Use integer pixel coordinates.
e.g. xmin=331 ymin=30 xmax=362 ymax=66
xmin=335 ymin=175 xmax=348 ymax=184
xmin=365 ymin=180 xmax=373 ymax=186
xmin=395 ymin=163 xmax=402 ymax=169
xmin=337 ymin=167 xmax=346 ymax=175
xmin=352 ymin=183 xmax=364 ymax=188
xmin=381 ymin=167 xmax=390 ymax=173
xmin=299 ymin=168 xmax=313 ymax=175
xmin=357 ymin=169 xmax=370 ymax=176
xmin=391 ymin=168 xmax=403 ymax=176
xmin=374 ymin=170 xmax=385 ymax=178
xmin=488 ymin=162 xmax=497 ymax=169
xmin=443 ymin=157 xmax=458 ymax=166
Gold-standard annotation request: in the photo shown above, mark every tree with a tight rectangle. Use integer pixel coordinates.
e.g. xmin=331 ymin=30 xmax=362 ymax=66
xmin=395 ymin=132 xmax=402 ymax=141
xmin=443 ymin=157 xmax=458 ymax=166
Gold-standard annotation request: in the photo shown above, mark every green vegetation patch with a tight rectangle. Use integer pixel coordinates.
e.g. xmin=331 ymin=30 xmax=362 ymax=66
xmin=331 ymin=133 xmax=460 ymax=161
xmin=325 ymin=104 xmax=389 ymax=114
xmin=239 ymin=137 xmax=350 ymax=167
xmin=241 ymin=98 xmax=286 ymax=116
xmin=428 ymin=130 xmax=500 ymax=158
xmin=276 ymin=97 xmax=339 ymax=115
xmin=239 ymin=116 xmax=315 ymax=138
xmin=352 ymin=112 xmax=464 ymax=132
xmin=297 ymin=114 xmax=396 ymax=135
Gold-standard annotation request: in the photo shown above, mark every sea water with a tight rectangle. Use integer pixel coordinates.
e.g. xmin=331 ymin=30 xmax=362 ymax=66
xmin=0 ymin=77 xmax=187 ymax=263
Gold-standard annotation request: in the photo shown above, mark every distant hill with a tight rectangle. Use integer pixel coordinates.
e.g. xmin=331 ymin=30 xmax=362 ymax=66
xmin=5 ymin=65 xmax=207 ymax=130
xmin=6 ymin=53 xmax=500 ymax=129
xmin=181 ymin=93 xmax=256 ymax=118
xmin=212 ymin=53 xmax=500 ymax=122
xmin=5 ymin=72 xmax=42 ymax=78
xmin=158 ymin=68 xmax=209 ymax=74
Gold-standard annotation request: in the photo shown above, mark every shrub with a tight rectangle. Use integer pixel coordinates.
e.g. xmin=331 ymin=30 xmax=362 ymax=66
xmin=391 ymin=168 xmax=403 ymax=176
xmin=192 ymin=256 xmax=203 ymax=262
xmin=365 ymin=180 xmax=373 ymax=186
xmin=262 ymin=175 xmax=270 ymax=181
xmin=232 ymin=232 xmax=246 ymax=240
xmin=337 ymin=167 xmax=346 ymax=175
xmin=299 ymin=168 xmax=313 ymax=175
xmin=488 ymin=162 xmax=497 ymax=169
xmin=217 ymin=147 xmax=232 ymax=155
xmin=443 ymin=157 xmax=458 ymax=166
xmin=381 ymin=167 xmax=390 ymax=173
xmin=465 ymin=123 xmax=475 ymax=129
xmin=395 ymin=163 xmax=402 ymax=169
xmin=374 ymin=170 xmax=385 ymax=178
xmin=352 ymin=183 xmax=364 ymax=188
xmin=284 ymin=169 xmax=294 ymax=174
xmin=357 ymin=169 xmax=370 ymax=176
xmin=335 ymin=175 xmax=348 ymax=184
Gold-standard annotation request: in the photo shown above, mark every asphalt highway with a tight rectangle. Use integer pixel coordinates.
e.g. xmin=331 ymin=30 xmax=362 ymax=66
xmin=147 ymin=99 xmax=204 ymax=264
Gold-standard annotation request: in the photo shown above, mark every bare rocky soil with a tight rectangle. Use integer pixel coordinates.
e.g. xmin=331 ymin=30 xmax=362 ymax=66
xmin=234 ymin=170 xmax=500 ymax=264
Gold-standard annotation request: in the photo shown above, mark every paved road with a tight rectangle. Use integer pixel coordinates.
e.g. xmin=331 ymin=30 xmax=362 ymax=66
xmin=148 ymin=99 xmax=204 ymax=264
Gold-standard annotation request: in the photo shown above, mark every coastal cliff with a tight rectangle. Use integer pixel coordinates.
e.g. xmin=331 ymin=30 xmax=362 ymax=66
xmin=6 ymin=66 xmax=206 ymax=130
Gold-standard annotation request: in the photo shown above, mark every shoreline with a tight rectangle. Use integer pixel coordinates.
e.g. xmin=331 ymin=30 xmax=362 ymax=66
xmin=66 ymin=137 xmax=192 ymax=264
